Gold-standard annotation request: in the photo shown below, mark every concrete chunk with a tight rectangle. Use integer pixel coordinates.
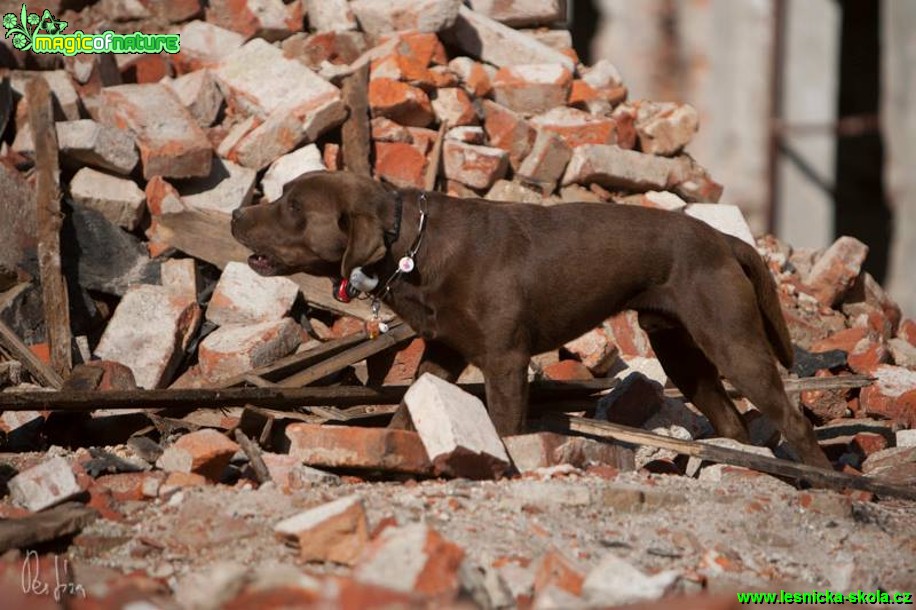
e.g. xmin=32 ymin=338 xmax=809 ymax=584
xmin=97 ymin=83 xmax=213 ymax=179
xmin=516 ymin=130 xmax=572 ymax=193
xmin=582 ymin=553 xmax=680 ymax=606
xmin=306 ymin=0 xmax=357 ymax=32
xmin=685 ymin=203 xmax=756 ymax=246
xmin=9 ymin=457 xmax=84 ymax=512
xmin=69 ymin=168 xmax=146 ymax=231
xmin=177 ymin=20 xmax=245 ymax=71
xmin=178 ymin=158 xmax=257 ymax=214
xmin=404 ymin=373 xmax=511 ymax=479
xmin=446 ymin=5 xmax=575 ymax=71
xmin=94 ymin=284 xmax=202 ymax=389
xmin=274 ymin=495 xmax=369 ymax=565
xmin=57 ymin=119 xmax=139 ymax=175
xmin=207 ymin=261 xmax=299 ymax=326
xmin=262 ymin=144 xmax=327 ymax=201
xmin=350 ymin=0 xmax=461 ymax=37
xmin=162 ymin=70 xmax=224 ymax=128
xmin=562 ymin=144 xmax=679 ymax=191
xmin=197 ymin=318 xmax=302 ymax=381
xmin=468 ymin=0 xmax=565 ymax=27
xmin=354 ymin=523 xmax=465 ymax=597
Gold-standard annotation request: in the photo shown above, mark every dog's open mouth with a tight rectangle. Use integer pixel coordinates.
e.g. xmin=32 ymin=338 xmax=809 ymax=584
xmin=247 ymin=253 xmax=279 ymax=276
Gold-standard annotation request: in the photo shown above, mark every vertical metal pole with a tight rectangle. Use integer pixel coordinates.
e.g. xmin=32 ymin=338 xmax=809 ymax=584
xmin=767 ymin=0 xmax=787 ymax=236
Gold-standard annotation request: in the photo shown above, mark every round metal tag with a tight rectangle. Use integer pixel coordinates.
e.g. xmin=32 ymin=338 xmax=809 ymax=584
xmin=398 ymin=256 xmax=415 ymax=273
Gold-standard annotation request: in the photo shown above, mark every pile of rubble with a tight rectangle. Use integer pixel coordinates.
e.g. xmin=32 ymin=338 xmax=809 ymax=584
xmin=1 ymin=0 xmax=915 ymax=608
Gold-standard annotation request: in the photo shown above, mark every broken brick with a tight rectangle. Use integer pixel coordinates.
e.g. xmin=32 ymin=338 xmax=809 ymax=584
xmin=206 ymin=0 xmax=300 ymax=40
xmin=286 ymin=423 xmax=433 ymax=474
xmin=368 ymin=78 xmax=436 ymax=127
xmin=274 ymin=495 xmax=369 ymax=565
xmin=9 ymin=456 xmax=84 ymax=512
xmin=207 ymin=262 xmax=300 ymax=326
xmin=349 ymin=0 xmax=462 ymax=38
xmin=431 ymin=87 xmax=478 ymax=127
xmin=261 ymin=144 xmax=326 ymax=201
xmin=491 ymin=63 xmax=573 ymax=116
xmin=157 ymin=429 xmax=239 ymax=480
xmin=802 ymin=236 xmax=869 ymax=308
xmin=531 ymin=106 xmax=618 ymax=149
xmin=516 ymin=129 xmax=571 ymax=192
xmin=198 ymin=318 xmax=303 ymax=381
xmin=57 ymin=119 xmax=139 ymax=176
xmin=635 ymin=101 xmax=700 ymax=156
xmin=69 ymin=168 xmax=146 ymax=231
xmin=374 ymin=141 xmax=428 ymax=189
xmin=563 ymin=327 xmax=617 ymax=375
xmin=562 ymin=144 xmax=679 ymax=191
xmin=442 ymin=140 xmax=509 ymax=190
xmin=482 ymin=99 xmax=537 ymax=170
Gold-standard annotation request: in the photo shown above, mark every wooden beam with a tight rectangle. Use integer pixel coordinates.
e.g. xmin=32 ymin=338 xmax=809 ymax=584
xmin=424 ymin=122 xmax=447 ymax=191
xmin=0 ymin=503 xmax=98 ymax=554
xmin=214 ymin=330 xmax=369 ymax=388
xmin=154 ymin=208 xmax=393 ymax=321
xmin=0 ymin=316 xmax=63 ymax=389
xmin=0 ymin=377 xmax=617 ymax=412
xmin=546 ymin=414 xmax=916 ymax=501
xmin=278 ymin=323 xmax=416 ymax=387
xmin=27 ymin=76 xmax=71 ymax=378
xmin=340 ymin=63 xmax=372 ymax=177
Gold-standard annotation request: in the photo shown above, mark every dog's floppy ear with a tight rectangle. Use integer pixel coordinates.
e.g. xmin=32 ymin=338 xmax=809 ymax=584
xmin=341 ymin=212 xmax=386 ymax=279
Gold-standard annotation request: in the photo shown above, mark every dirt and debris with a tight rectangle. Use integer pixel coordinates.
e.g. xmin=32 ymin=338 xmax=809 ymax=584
xmin=0 ymin=0 xmax=914 ymax=608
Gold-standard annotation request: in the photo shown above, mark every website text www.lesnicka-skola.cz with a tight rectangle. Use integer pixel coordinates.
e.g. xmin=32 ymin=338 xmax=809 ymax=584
xmin=736 ymin=589 xmax=912 ymax=605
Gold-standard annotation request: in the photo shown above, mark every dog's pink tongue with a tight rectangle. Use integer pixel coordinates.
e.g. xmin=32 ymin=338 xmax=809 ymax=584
xmin=248 ymin=254 xmax=272 ymax=274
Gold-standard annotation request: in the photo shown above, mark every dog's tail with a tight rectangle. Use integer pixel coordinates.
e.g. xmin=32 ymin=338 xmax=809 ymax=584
xmin=727 ymin=235 xmax=794 ymax=369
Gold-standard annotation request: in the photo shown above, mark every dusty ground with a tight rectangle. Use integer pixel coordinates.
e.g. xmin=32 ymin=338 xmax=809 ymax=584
xmin=44 ymin=456 xmax=916 ymax=605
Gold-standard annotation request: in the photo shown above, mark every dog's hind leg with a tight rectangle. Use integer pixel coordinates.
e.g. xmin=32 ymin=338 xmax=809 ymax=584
xmin=482 ymin=350 xmax=531 ymax=436
xmin=388 ymin=340 xmax=467 ymax=431
xmin=639 ymin=315 xmax=749 ymax=442
xmin=673 ymin=270 xmax=831 ymax=468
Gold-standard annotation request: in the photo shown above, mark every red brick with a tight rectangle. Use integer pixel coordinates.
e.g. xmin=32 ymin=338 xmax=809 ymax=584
xmin=274 ymin=495 xmax=369 ymax=565
xmin=329 ymin=316 xmax=366 ymax=338
xmin=324 ymin=142 xmax=342 ymax=171
xmin=563 ymin=327 xmax=617 ymax=375
xmin=374 ymin=141 xmax=428 ymax=189
xmin=371 ymin=116 xmax=414 ymax=142
xmin=516 ymin=130 xmax=571 ymax=192
xmin=118 ymin=53 xmax=172 ymax=84
xmin=384 ymin=31 xmax=448 ymax=66
xmin=198 ymin=319 xmax=302 ymax=382
xmin=370 ymin=53 xmax=436 ymax=88
xmin=368 ymin=78 xmax=435 ymax=127
xmin=448 ymin=57 xmax=493 ymax=98
xmin=542 ymin=360 xmax=593 ymax=381
xmin=611 ymin=103 xmax=638 ymax=150
xmin=846 ymin=338 xmax=890 ymax=375
xmin=283 ymin=31 xmax=366 ymax=69
xmin=97 ymin=84 xmax=212 ymax=180
xmin=504 ymin=431 xmax=630 ymax=472
xmin=429 ymin=65 xmax=460 ymax=88
xmin=800 ymin=370 xmax=850 ymax=422
xmin=286 ymin=423 xmax=433 ymax=474
xmin=482 ymin=99 xmax=536 ymax=170
xmin=531 ymin=106 xmax=618 ymax=149
xmin=492 ymin=63 xmax=573 ymax=116
xmin=635 ymin=101 xmax=699 ymax=156
xmin=859 ymin=364 xmax=916 ymax=428
xmin=94 ymin=472 xmax=166 ymax=502
xmin=898 ymin=318 xmax=916 ymax=347
xmin=606 ymin=311 xmax=654 ymax=358
xmin=442 ymin=140 xmax=509 ymax=190
xmin=207 ymin=261 xmax=299 ymax=326
xmin=810 ymin=326 xmax=868 ymax=355
xmin=431 ymin=87 xmax=478 ymax=127
xmin=533 ymin=549 xmax=585 ymax=597
xmin=160 ymin=471 xmax=210 ymax=495
xmin=383 ymin=338 xmax=426 ymax=384
xmin=668 ymin=154 xmax=724 ymax=202
xmin=85 ymin=360 xmax=138 ymax=391
xmin=562 ymin=144 xmax=679 ymax=192
xmin=802 ymin=236 xmax=869 ymax=308
xmin=157 ymin=430 xmax=239 ymax=480
xmin=206 ymin=0 xmax=301 ymax=39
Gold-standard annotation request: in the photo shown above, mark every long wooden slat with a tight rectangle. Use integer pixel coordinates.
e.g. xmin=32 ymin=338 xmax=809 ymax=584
xmin=214 ymin=330 xmax=369 ymax=388
xmin=546 ymin=414 xmax=916 ymax=501
xmin=340 ymin=63 xmax=372 ymax=177
xmin=28 ymin=76 xmax=71 ymax=378
xmin=0 ymin=317 xmax=63 ymax=389
xmin=0 ymin=503 xmax=98 ymax=554
xmin=278 ymin=323 xmax=416 ymax=387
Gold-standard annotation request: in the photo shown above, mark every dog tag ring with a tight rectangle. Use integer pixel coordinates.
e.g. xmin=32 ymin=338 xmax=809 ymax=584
xmin=398 ymin=256 xmax=415 ymax=273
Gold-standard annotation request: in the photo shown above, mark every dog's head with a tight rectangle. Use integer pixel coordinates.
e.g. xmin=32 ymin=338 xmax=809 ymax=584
xmin=231 ymin=171 xmax=393 ymax=280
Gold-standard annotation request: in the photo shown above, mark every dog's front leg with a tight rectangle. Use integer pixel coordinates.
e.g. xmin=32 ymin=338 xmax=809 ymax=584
xmin=482 ymin=352 xmax=531 ymax=436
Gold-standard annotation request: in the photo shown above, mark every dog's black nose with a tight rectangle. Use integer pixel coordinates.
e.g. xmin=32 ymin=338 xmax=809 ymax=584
xmin=232 ymin=207 xmax=243 ymax=222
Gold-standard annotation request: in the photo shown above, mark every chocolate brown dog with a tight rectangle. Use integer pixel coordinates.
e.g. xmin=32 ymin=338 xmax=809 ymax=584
xmin=231 ymin=171 xmax=830 ymax=467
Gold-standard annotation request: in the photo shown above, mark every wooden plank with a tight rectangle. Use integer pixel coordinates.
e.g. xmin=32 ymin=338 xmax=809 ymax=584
xmin=0 ymin=503 xmax=98 ymax=554
xmin=546 ymin=414 xmax=916 ymax=501
xmin=27 ymin=76 xmax=71 ymax=378
xmin=234 ymin=429 xmax=271 ymax=483
xmin=663 ymin=374 xmax=873 ymax=399
xmin=424 ymin=122 xmax=447 ymax=191
xmin=0 ymin=318 xmax=63 ymax=388
xmin=154 ymin=209 xmax=393 ymax=320
xmin=215 ymin=330 xmax=369 ymax=388
xmin=0 ymin=377 xmax=615 ymax=412
xmin=340 ymin=63 xmax=372 ymax=177
xmin=278 ymin=323 xmax=417 ymax=387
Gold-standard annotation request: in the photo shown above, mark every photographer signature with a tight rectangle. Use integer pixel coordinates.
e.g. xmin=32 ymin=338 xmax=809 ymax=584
xmin=20 ymin=550 xmax=87 ymax=601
